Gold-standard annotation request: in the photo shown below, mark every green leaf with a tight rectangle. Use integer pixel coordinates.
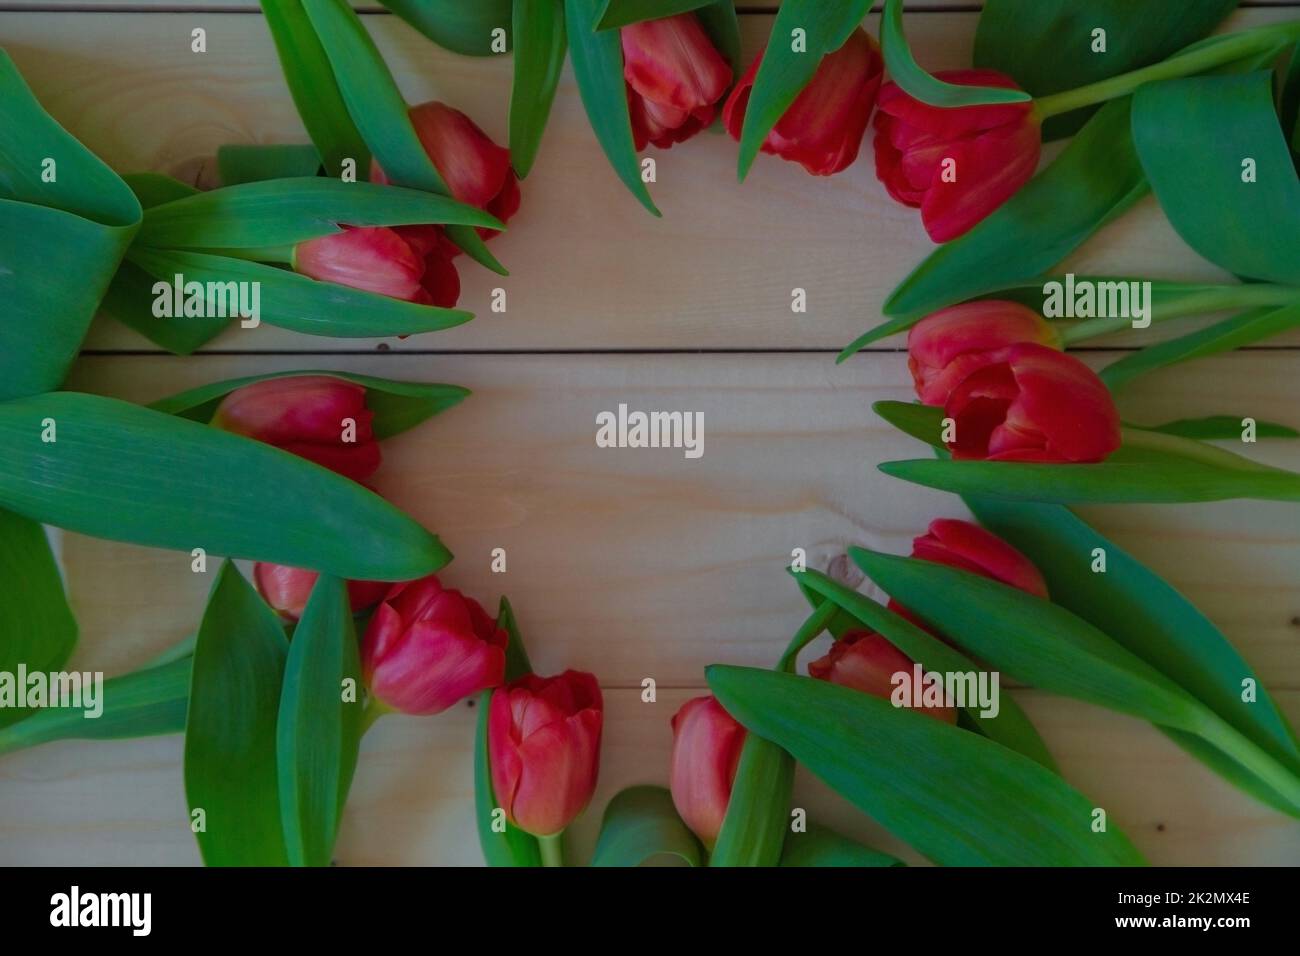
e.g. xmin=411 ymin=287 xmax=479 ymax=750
xmin=880 ymin=0 xmax=1029 ymax=108
xmin=0 ymin=509 xmax=78 ymax=729
xmin=126 ymin=247 xmax=474 ymax=337
xmin=0 ymin=392 xmax=450 ymax=580
xmin=566 ymin=0 xmax=661 ymax=215
xmin=780 ymin=824 xmax=904 ymax=867
xmin=857 ymin=99 xmax=1146 ymax=356
xmin=300 ymin=0 xmax=506 ymax=273
xmin=694 ymin=3 xmax=743 ymax=78
xmin=709 ymin=733 xmax=793 ymax=866
xmin=975 ymin=0 xmax=1239 ymax=139
xmin=277 ymin=575 xmax=362 ymax=866
xmin=122 ymin=172 xmax=200 ymax=209
xmin=510 ymin=1 xmax=567 ymax=179
xmin=185 ymin=562 xmax=290 ymax=866
xmin=218 ymin=144 xmax=323 ymax=186
xmin=1135 ymin=415 xmax=1298 ymax=440
xmin=381 ymin=0 xmax=513 ymax=57
xmin=151 ymin=370 xmax=468 ymax=440
xmin=1133 ymin=72 xmax=1300 ymax=285
xmin=707 ymin=666 xmax=1146 ymax=865
xmin=0 ymin=656 xmax=190 ymax=756
xmin=1282 ymin=42 xmax=1300 ymax=163
xmin=495 ymin=596 xmax=534 ymax=682
xmin=590 ymin=786 xmax=704 ymax=866
xmin=0 ymin=50 xmax=141 ymax=400
xmin=735 ymin=0 xmax=871 ymax=182
xmin=260 ymin=0 xmax=369 ymax=177
xmin=794 ymin=567 xmax=1057 ymax=771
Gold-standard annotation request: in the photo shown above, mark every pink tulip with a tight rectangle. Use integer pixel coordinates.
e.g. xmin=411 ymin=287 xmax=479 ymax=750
xmin=489 ymin=670 xmax=603 ymax=836
xmin=622 ymin=13 xmax=733 ymax=150
xmin=361 ymin=576 xmax=508 ymax=716
xmin=253 ymin=563 xmax=388 ymax=622
xmin=211 ymin=374 xmax=381 ymax=483
xmin=668 ymin=695 xmax=745 ymax=847
xmin=874 ymin=69 xmax=1041 ymax=241
xmin=293 ymin=224 xmax=460 ymax=308
xmin=724 ymin=28 xmax=883 ymax=175
xmin=908 ymin=301 xmax=1060 ymax=406
xmin=808 ymin=630 xmax=956 ymax=723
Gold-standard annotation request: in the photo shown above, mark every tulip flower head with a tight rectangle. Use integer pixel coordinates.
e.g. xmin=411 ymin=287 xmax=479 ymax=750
xmin=253 ymin=563 xmax=388 ymax=622
xmin=724 ymin=27 xmax=883 ymax=176
xmin=361 ymin=576 xmax=508 ymax=716
xmin=874 ymin=70 xmax=1041 ymax=242
xmin=211 ymin=374 xmax=381 ymax=483
xmin=489 ymin=670 xmax=603 ymax=837
xmin=808 ymin=630 xmax=956 ymax=723
xmin=669 ymin=694 xmax=745 ymax=847
xmin=621 ymin=13 xmax=733 ymax=150
xmin=908 ymin=300 xmax=1061 ymax=406
xmin=293 ymin=224 xmax=461 ymax=308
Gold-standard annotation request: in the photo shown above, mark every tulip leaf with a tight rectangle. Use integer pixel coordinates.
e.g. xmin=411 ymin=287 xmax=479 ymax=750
xmin=1135 ymin=415 xmax=1298 ymax=440
xmin=849 ymin=549 xmax=1300 ymax=816
xmin=794 ymin=567 xmax=1057 ymax=771
xmin=0 ymin=50 xmax=141 ymax=400
xmin=277 ymin=575 xmax=363 ymax=867
xmin=299 ymin=0 xmax=506 ymax=274
xmin=123 ymin=172 xmax=200 ymax=209
xmin=0 ymin=655 xmax=190 ymax=757
xmin=1283 ymin=42 xmax=1300 ymax=163
xmin=880 ymin=0 xmax=1029 ymax=109
xmin=509 ymin=0 xmax=567 ymax=179
xmin=780 ymin=824 xmax=904 ymax=867
xmin=186 ymin=562 xmax=290 ymax=866
xmin=975 ymin=0 xmax=1239 ymax=140
xmin=963 ymin=497 xmax=1300 ymax=782
xmin=709 ymin=733 xmax=793 ymax=867
xmin=590 ymin=786 xmax=704 ymax=866
xmin=217 ymin=144 xmax=323 ymax=186
xmin=0 ymin=509 xmax=78 ymax=729
xmin=0 ymin=392 xmax=450 ymax=580
xmin=380 ymin=0 xmax=513 ymax=57
xmin=496 ymin=596 xmax=533 ymax=682
xmin=707 ymin=666 xmax=1146 ymax=866
xmin=1133 ymin=72 xmax=1300 ymax=286
xmin=566 ymin=0 xmax=660 ymax=216
xmin=151 ymin=370 xmax=468 ymax=441
xmin=260 ymin=0 xmax=369 ymax=177
xmin=596 ymin=0 xmax=713 ymax=30
xmin=694 ymin=3 xmax=743 ymax=79
xmin=125 ymin=248 xmax=474 ymax=338
xmin=734 ymin=0 xmax=872 ymax=183
xmin=136 ymin=178 xmax=500 ymax=250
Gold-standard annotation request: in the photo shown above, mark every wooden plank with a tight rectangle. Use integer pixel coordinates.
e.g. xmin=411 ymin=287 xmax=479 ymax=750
xmin=1 ymin=2 xmax=1292 ymax=9
xmin=61 ymin=351 xmax=1300 ymax=688
xmin=1 ymin=8 xmax=1296 ymax=352
xmin=2 ymin=687 xmax=1297 ymax=866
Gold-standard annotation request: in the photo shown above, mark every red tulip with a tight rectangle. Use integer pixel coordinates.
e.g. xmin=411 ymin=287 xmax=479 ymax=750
xmin=293 ymin=224 xmax=460 ymax=308
xmin=908 ymin=301 xmax=1060 ymax=406
xmin=945 ymin=343 xmax=1121 ymax=462
xmin=489 ymin=670 xmax=603 ymax=836
xmin=360 ymin=575 xmax=507 ymax=716
xmin=669 ymin=695 xmax=745 ymax=847
xmin=807 ymin=630 xmax=956 ymax=723
xmin=621 ymin=13 xmax=733 ymax=150
xmin=874 ymin=69 xmax=1041 ymax=242
xmin=724 ymin=27 xmax=883 ymax=176
xmin=253 ymin=563 xmax=388 ymax=622
xmin=211 ymin=374 xmax=381 ymax=483
xmin=372 ymin=100 xmax=521 ymax=248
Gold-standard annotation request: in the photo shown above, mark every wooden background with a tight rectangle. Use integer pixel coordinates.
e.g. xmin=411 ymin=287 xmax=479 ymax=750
xmin=1 ymin=1 xmax=1298 ymax=866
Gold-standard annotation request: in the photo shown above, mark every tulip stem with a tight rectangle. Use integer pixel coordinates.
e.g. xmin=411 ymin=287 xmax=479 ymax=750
xmin=360 ymin=698 xmax=388 ymax=736
xmin=1059 ymin=282 xmax=1300 ymax=345
xmin=1033 ymin=20 xmax=1300 ymax=119
xmin=537 ymin=833 xmax=565 ymax=867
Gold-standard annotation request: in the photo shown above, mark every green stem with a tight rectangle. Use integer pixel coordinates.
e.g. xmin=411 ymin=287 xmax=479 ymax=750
xmin=1060 ymin=282 xmax=1300 ymax=345
xmin=360 ymin=697 xmax=389 ymax=735
xmin=1035 ymin=21 xmax=1300 ymax=119
xmin=208 ymin=245 xmax=297 ymax=265
xmin=1194 ymin=714 xmax=1300 ymax=814
xmin=538 ymin=832 xmax=565 ymax=867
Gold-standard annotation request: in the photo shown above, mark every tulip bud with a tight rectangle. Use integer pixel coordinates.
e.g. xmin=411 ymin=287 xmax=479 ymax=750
xmin=945 ymin=343 xmax=1121 ymax=462
xmin=211 ymin=374 xmax=381 ymax=483
xmin=874 ymin=69 xmax=1041 ymax=242
xmin=253 ymin=563 xmax=388 ymax=622
xmin=361 ymin=576 xmax=508 ymax=716
xmin=489 ymin=670 xmax=603 ymax=837
xmin=292 ymin=224 xmax=461 ymax=308
xmin=808 ymin=631 xmax=956 ymax=723
xmin=724 ymin=28 xmax=883 ymax=176
xmin=372 ymin=101 xmax=521 ymax=245
xmin=668 ymin=695 xmax=745 ymax=847
xmin=621 ymin=13 xmax=733 ymax=150
xmin=908 ymin=301 xmax=1060 ymax=406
